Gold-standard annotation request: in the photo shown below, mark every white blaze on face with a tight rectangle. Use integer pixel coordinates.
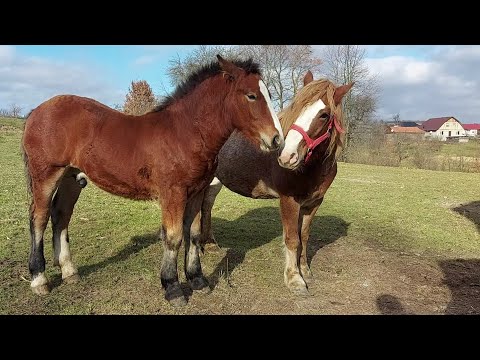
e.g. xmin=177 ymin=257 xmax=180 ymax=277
xmin=281 ymin=99 xmax=326 ymax=157
xmin=259 ymin=80 xmax=284 ymax=139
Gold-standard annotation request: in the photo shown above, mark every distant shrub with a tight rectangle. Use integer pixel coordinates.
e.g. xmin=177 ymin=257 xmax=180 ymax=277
xmin=123 ymin=80 xmax=157 ymax=116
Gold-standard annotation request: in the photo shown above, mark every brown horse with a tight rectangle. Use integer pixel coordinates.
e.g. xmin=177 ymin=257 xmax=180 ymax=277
xmin=21 ymin=55 xmax=284 ymax=306
xmin=201 ymin=71 xmax=353 ymax=295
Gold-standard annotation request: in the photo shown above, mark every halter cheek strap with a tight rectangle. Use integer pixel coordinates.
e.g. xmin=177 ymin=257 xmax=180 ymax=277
xmin=289 ymin=115 xmax=344 ymax=164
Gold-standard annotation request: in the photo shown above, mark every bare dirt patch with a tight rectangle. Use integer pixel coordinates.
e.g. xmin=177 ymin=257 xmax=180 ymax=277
xmin=192 ymin=236 xmax=480 ymax=315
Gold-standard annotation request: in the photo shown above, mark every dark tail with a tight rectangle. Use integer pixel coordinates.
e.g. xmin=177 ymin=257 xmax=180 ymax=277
xmin=22 ymin=145 xmax=33 ymax=198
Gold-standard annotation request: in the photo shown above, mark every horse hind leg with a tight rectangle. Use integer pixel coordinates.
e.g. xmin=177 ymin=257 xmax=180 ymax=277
xmin=51 ymin=168 xmax=83 ymax=284
xmin=200 ymin=177 xmax=223 ymax=252
xmin=28 ymin=167 xmax=66 ymax=295
xmin=184 ymin=191 xmax=210 ymax=293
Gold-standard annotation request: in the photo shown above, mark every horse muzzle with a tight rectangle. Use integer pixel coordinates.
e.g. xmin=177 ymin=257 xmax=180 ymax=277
xmin=260 ymin=133 xmax=284 ymax=152
xmin=278 ymin=150 xmax=300 ymax=169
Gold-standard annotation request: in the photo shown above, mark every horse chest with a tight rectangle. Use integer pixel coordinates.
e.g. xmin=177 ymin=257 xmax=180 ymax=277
xmin=297 ymin=189 xmax=326 ymax=208
xmin=278 ymin=165 xmax=334 ymax=207
xmin=297 ymin=162 xmax=337 ymax=207
xmin=187 ymin=156 xmax=218 ymax=196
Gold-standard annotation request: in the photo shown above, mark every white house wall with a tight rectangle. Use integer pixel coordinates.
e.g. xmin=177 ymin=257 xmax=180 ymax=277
xmin=434 ymin=118 xmax=466 ymax=141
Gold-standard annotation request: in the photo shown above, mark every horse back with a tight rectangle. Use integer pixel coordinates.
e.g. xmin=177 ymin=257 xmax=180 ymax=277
xmin=23 ymin=95 xmax=142 ymax=161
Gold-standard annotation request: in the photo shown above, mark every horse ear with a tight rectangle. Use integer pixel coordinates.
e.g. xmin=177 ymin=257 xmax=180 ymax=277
xmin=217 ymin=54 xmax=241 ymax=79
xmin=334 ymin=82 xmax=354 ymax=105
xmin=303 ymin=70 xmax=314 ymax=86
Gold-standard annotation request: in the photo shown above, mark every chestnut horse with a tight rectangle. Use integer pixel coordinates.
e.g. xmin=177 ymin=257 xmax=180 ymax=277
xmin=21 ymin=55 xmax=284 ymax=306
xmin=201 ymin=71 xmax=353 ymax=295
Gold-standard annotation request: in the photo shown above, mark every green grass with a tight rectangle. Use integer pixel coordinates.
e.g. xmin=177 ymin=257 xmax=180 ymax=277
xmin=439 ymin=139 xmax=480 ymax=158
xmin=0 ymin=117 xmax=26 ymax=130
xmin=1 ymin=118 xmax=479 ymax=314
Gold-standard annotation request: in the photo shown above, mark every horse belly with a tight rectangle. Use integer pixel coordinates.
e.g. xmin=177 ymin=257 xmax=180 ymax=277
xmin=84 ymin=172 xmax=153 ymax=200
xmin=214 ymin=131 xmax=278 ymax=199
xmin=78 ymin=155 xmax=155 ymax=200
xmin=217 ymin=169 xmax=278 ymax=199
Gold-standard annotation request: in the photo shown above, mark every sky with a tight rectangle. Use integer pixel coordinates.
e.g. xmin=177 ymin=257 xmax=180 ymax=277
xmin=0 ymin=45 xmax=479 ymax=123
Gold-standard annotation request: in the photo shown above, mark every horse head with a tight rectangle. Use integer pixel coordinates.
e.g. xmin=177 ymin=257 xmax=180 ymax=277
xmin=278 ymin=72 xmax=353 ymax=169
xmin=217 ymin=55 xmax=284 ymax=152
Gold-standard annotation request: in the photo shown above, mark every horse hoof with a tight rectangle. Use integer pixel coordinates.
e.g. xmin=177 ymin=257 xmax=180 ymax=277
xmin=63 ymin=274 xmax=81 ymax=284
xmin=32 ymin=284 xmax=50 ymax=296
xmin=202 ymin=243 xmax=221 ymax=254
xmin=288 ymin=281 xmax=310 ymax=297
xmin=301 ymin=268 xmax=314 ymax=283
xmin=302 ymin=274 xmax=313 ymax=284
xmin=169 ymin=296 xmax=188 ymax=307
xmin=189 ymin=276 xmax=211 ymax=293
xmin=291 ymin=286 xmax=310 ymax=297
xmin=165 ymin=282 xmax=187 ymax=307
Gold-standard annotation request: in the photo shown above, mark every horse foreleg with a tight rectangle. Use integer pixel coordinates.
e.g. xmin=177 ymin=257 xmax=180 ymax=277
xmin=298 ymin=201 xmax=322 ymax=283
xmin=51 ymin=168 xmax=83 ymax=284
xmin=160 ymin=188 xmax=187 ymax=307
xmin=184 ymin=191 xmax=210 ymax=293
xmin=200 ymin=177 xmax=223 ymax=251
xmin=280 ymin=195 xmax=309 ymax=296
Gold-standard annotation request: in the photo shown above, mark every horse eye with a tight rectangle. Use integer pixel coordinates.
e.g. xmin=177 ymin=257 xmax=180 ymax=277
xmin=246 ymin=93 xmax=257 ymax=101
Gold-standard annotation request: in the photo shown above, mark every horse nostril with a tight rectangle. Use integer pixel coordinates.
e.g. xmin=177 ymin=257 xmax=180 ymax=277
xmin=279 ymin=151 xmax=295 ymax=165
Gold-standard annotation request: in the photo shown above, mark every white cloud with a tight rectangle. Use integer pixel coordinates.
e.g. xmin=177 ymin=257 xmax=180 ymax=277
xmin=0 ymin=46 xmax=124 ymax=115
xmin=364 ymin=46 xmax=480 ymax=122
xmin=366 ymin=56 xmax=439 ymax=85
xmin=0 ymin=45 xmax=15 ymax=64
xmin=313 ymin=45 xmax=480 ymax=123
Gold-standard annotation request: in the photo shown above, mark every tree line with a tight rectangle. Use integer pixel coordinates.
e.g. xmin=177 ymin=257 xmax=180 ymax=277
xmin=0 ymin=104 xmax=23 ymax=118
xmin=122 ymin=45 xmax=380 ymax=159
xmin=3 ymin=45 xmax=380 ymax=159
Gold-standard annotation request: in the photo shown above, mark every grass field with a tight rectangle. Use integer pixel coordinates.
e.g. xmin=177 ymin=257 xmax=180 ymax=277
xmin=1 ymin=118 xmax=479 ymax=314
xmin=440 ymin=139 xmax=480 ymax=158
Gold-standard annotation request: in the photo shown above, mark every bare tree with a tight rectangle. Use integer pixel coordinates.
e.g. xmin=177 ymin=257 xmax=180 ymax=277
xmin=9 ymin=104 xmax=23 ymax=118
xmin=320 ymin=45 xmax=380 ymax=157
xmin=167 ymin=45 xmax=241 ymax=86
xmin=123 ymin=80 xmax=157 ymax=115
xmin=0 ymin=104 xmax=23 ymax=118
xmin=166 ymin=45 xmax=322 ymax=111
xmin=393 ymin=113 xmax=400 ymax=125
xmin=238 ymin=45 xmax=322 ymax=111
xmin=392 ymin=133 xmax=411 ymax=164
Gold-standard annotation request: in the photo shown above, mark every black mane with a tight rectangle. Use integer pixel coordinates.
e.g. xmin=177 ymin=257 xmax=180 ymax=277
xmin=153 ymin=58 xmax=261 ymax=112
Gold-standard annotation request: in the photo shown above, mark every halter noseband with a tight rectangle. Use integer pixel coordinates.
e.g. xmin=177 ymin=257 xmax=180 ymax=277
xmin=289 ymin=114 xmax=344 ymax=164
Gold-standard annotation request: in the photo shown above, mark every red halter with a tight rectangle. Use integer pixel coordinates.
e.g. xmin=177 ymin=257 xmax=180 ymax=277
xmin=289 ymin=115 xmax=344 ymax=164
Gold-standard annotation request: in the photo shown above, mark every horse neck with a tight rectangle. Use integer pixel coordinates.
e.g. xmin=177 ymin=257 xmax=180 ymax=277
xmin=307 ymin=142 xmax=336 ymax=170
xmin=169 ymin=76 xmax=236 ymax=154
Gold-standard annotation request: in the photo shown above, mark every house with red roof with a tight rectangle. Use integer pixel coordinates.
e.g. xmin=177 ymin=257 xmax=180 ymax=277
xmin=463 ymin=123 xmax=480 ymax=137
xmin=420 ymin=117 xmax=466 ymax=141
xmin=390 ymin=126 xmax=425 ymax=134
